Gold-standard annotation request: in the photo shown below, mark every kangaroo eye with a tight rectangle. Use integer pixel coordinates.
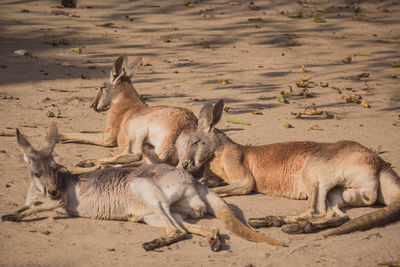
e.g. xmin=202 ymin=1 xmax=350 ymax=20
xmin=33 ymin=172 xmax=41 ymax=178
xmin=201 ymin=142 xmax=205 ymax=145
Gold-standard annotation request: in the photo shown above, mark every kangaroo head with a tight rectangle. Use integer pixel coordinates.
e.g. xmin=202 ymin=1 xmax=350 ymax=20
xmin=92 ymin=55 xmax=143 ymax=112
xmin=182 ymin=99 xmax=224 ymax=172
xmin=17 ymin=122 xmax=60 ymax=199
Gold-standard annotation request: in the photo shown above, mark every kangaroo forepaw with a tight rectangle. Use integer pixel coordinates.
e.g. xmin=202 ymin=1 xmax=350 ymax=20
xmin=2 ymin=213 xmax=21 ymax=222
xmin=208 ymin=228 xmax=222 ymax=252
xmin=248 ymin=216 xmax=283 ymax=228
xmin=193 ymin=206 xmax=207 ymax=219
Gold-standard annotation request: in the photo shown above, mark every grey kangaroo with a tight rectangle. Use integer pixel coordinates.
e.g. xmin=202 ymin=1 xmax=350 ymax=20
xmin=181 ymin=100 xmax=400 ymax=237
xmin=2 ymin=123 xmax=286 ymax=251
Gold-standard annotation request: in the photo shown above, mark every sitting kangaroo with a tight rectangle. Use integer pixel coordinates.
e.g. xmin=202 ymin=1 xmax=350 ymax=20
xmin=181 ymin=100 xmax=400 ymax=236
xmin=2 ymin=123 xmax=286 ymax=251
xmin=58 ymin=55 xmax=197 ymax=168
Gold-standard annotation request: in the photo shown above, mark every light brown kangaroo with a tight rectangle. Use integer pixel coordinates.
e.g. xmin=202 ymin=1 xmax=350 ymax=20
xmin=2 ymin=123 xmax=286 ymax=251
xmin=58 ymin=55 xmax=197 ymax=168
xmin=181 ymin=100 xmax=400 ymax=237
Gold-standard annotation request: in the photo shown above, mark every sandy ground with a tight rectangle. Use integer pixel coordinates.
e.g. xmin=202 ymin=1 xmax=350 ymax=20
xmin=1 ymin=0 xmax=400 ymax=266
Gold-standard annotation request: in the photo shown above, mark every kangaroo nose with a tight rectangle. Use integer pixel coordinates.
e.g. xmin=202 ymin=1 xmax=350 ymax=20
xmin=182 ymin=161 xmax=189 ymax=170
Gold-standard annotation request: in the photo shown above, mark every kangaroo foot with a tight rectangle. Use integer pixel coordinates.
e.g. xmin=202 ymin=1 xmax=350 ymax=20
xmin=142 ymin=231 xmax=188 ymax=251
xmin=248 ymin=216 xmax=284 ymax=228
xmin=207 ymin=228 xmax=222 ymax=252
xmin=2 ymin=213 xmax=20 ymax=222
xmin=282 ymin=215 xmax=349 ymax=234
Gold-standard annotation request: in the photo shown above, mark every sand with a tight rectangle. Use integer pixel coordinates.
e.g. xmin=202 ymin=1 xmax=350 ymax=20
xmin=0 ymin=0 xmax=399 ymax=266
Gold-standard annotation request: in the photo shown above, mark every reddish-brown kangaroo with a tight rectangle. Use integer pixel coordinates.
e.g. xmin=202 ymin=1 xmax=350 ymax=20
xmin=2 ymin=123 xmax=286 ymax=251
xmin=181 ymin=100 xmax=400 ymax=237
xmin=58 ymin=56 xmax=197 ymax=168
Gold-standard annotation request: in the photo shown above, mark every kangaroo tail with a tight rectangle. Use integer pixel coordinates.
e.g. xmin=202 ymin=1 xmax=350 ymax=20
xmin=197 ymin=183 xmax=287 ymax=247
xmin=324 ymin=168 xmax=400 ymax=237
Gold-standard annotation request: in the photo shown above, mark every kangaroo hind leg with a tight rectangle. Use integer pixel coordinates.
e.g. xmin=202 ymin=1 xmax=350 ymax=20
xmin=130 ymin=178 xmax=188 ymax=251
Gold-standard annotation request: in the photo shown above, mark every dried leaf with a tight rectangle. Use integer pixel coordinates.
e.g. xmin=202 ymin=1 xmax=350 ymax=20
xmin=223 ymin=107 xmax=232 ymax=113
xmin=309 ymin=124 xmax=323 ymax=131
xmin=276 ymin=95 xmax=289 ymax=104
xmin=284 ymin=122 xmax=293 ymax=128
xmin=21 ymin=124 xmax=37 ymax=128
xmin=95 ymin=23 xmax=115 ymax=27
xmin=219 ymin=79 xmax=229 ymax=85
xmin=61 ymin=62 xmax=74 ymax=67
xmin=392 ymin=62 xmax=400 ymax=68
xmin=280 ymin=90 xmax=289 ymax=95
xmin=168 ymin=26 xmax=178 ymax=31
xmin=355 ymin=52 xmax=371 ymax=56
xmin=141 ymin=58 xmax=151 ymax=66
xmin=46 ymin=38 xmax=70 ymax=46
xmin=288 ymin=13 xmax=303 ymax=18
xmin=254 ymin=25 xmax=261 ymax=29
xmin=301 ymin=108 xmax=323 ymax=115
xmin=227 ymin=118 xmax=250 ymax=125
xmin=71 ymin=48 xmax=81 ymax=53
xmin=331 ymin=86 xmax=342 ymax=94
xmin=301 ymin=64 xmax=308 ymax=72
xmin=343 ymin=56 xmax=352 ymax=64
xmin=252 ymin=111 xmax=263 ymax=115
xmin=360 ymin=100 xmax=371 ymax=108
xmin=201 ymin=43 xmax=210 ymax=49
xmin=320 ymin=82 xmax=329 ymax=87
xmin=291 ymin=112 xmax=301 ymax=119
xmin=317 ymin=9 xmax=329 ymax=13
xmin=248 ymin=18 xmax=262 ymax=21
xmin=47 ymin=111 xmax=61 ymax=118
xmin=357 ymin=72 xmax=369 ymax=78
xmin=389 ymin=73 xmax=397 ymax=78
xmin=185 ymin=2 xmax=193 ymax=8
xmin=291 ymin=40 xmax=301 ymax=46
xmin=313 ymin=16 xmax=326 ymax=23
xmin=50 ymin=88 xmax=76 ymax=92
xmin=342 ymin=94 xmax=361 ymax=103
xmin=296 ymin=76 xmax=310 ymax=88
xmin=333 ymin=114 xmax=339 ymax=120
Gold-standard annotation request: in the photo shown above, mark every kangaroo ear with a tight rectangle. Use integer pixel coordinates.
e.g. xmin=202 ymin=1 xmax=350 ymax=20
xmin=122 ymin=56 xmax=143 ymax=78
xmin=46 ymin=122 xmax=58 ymax=154
xmin=110 ymin=56 xmax=126 ymax=82
xmin=16 ymin=128 xmax=36 ymax=161
xmin=199 ymin=99 xmax=224 ymax=132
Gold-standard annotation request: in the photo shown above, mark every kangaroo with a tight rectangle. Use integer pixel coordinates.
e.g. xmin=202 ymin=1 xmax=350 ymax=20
xmin=2 ymin=123 xmax=286 ymax=251
xmin=181 ymin=100 xmax=400 ymax=237
xmin=58 ymin=55 xmax=197 ymax=168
